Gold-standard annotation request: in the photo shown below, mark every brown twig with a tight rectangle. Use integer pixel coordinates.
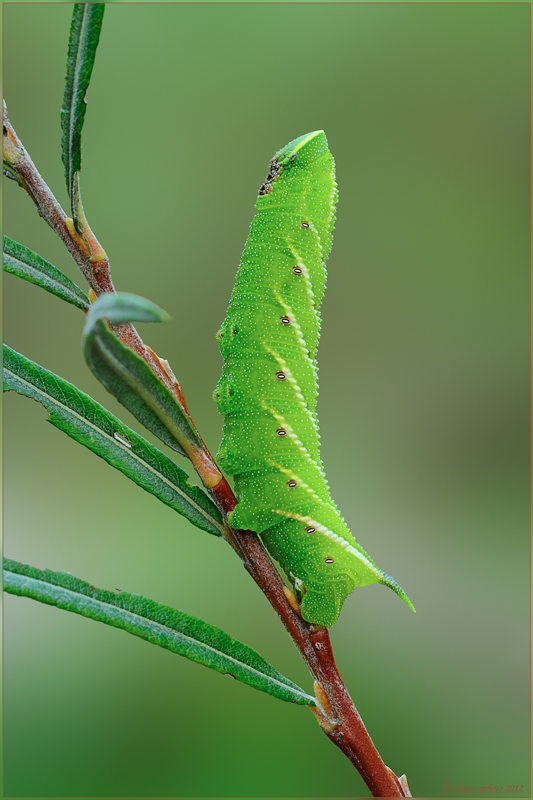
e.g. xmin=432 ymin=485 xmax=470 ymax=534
xmin=3 ymin=102 xmax=411 ymax=798
xmin=3 ymin=100 xmax=228 ymax=494
xmin=223 ymin=525 xmax=411 ymax=798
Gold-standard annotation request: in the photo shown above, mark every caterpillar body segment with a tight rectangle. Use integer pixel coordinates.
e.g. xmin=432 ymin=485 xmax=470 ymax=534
xmin=215 ymin=131 xmax=414 ymax=626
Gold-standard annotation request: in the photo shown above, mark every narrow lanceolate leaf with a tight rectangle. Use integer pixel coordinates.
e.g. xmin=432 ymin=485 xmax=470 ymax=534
xmin=83 ymin=293 xmax=202 ymax=459
xmin=3 ymin=559 xmax=315 ymax=706
xmin=61 ymin=3 xmax=105 ymax=205
xmin=3 ymin=345 xmax=223 ymax=537
xmin=3 ymin=236 xmax=90 ymax=311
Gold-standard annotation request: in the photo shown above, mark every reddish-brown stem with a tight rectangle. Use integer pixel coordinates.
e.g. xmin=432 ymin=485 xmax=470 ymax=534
xmin=223 ymin=526 xmax=410 ymax=797
xmin=3 ymin=100 xmax=223 ymax=492
xmin=4 ymin=101 xmax=411 ymax=798
xmin=3 ymin=100 xmax=113 ymax=297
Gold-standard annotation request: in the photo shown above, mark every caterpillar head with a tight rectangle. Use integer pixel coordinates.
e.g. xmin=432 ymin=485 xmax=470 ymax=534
xmin=276 ymin=130 xmax=329 ymax=168
xmin=257 ymin=130 xmax=330 ymax=197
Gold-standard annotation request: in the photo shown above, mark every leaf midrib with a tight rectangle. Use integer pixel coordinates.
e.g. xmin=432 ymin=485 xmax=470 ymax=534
xmin=4 ymin=366 xmax=224 ymax=535
xmin=92 ymin=322 xmax=200 ymax=451
xmin=4 ymin=253 xmax=83 ymax=299
xmin=68 ymin=4 xmax=89 ymax=187
xmin=5 ymin=570 xmax=312 ymax=702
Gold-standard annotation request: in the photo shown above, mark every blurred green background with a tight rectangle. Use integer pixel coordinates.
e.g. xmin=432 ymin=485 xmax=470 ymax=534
xmin=3 ymin=3 xmax=530 ymax=798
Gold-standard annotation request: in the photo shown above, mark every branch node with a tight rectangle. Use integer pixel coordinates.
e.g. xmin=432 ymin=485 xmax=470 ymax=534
xmin=386 ymin=766 xmax=411 ymax=797
xmin=65 ymin=217 xmax=90 ymax=257
xmin=282 ymin=586 xmax=301 ymax=616
xmin=309 ymin=622 xmax=327 ymax=634
xmin=309 ymin=704 xmax=337 ymax=735
xmin=313 ymin=680 xmax=334 ymax=719
xmin=399 ymin=774 xmax=412 ymax=797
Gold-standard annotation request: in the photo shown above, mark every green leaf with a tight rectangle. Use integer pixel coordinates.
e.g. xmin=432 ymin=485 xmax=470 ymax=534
xmin=3 ymin=236 xmax=90 ymax=311
xmin=83 ymin=293 xmax=202 ymax=459
xmin=61 ymin=3 xmax=105 ymax=209
xmin=3 ymin=559 xmax=316 ymax=707
xmin=3 ymin=345 xmax=223 ymax=538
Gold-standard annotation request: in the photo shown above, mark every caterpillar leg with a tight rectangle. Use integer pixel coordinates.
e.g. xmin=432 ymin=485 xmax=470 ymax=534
xmin=299 ymin=574 xmax=356 ymax=628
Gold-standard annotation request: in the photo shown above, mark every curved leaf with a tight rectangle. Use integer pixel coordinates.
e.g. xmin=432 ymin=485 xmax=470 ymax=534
xmin=3 ymin=236 xmax=90 ymax=311
xmin=83 ymin=293 xmax=202 ymax=458
xmin=61 ymin=3 xmax=105 ymax=208
xmin=3 ymin=345 xmax=223 ymax=537
xmin=3 ymin=559 xmax=316 ymax=707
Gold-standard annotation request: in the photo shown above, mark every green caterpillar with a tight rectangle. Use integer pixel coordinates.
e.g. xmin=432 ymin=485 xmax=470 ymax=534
xmin=214 ymin=131 xmax=414 ymax=626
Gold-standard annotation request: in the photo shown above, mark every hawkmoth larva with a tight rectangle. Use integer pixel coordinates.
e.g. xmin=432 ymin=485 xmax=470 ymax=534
xmin=214 ymin=130 xmax=414 ymax=626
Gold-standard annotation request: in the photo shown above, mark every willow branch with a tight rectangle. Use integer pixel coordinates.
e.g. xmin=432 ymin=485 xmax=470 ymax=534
xmin=223 ymin=524 xmax=411 ymax=797
xmin=3 ymin=101 xmax=411 ymax=798
xmin=3 ymin=101 xmax=227 ymax=494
